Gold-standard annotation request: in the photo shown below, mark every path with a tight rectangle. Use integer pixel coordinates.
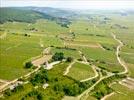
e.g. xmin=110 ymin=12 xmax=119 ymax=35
xmin=78 ymin=51 xmax=88 ymax=63
xmin=78 ymin=73 xmax=114 ymax=100
xmin=0 ymin=65 xmax=41 ymax=93
xmin=111 ymin=33 xmax=128 ymax=74
xmin=0 ymin=79 xmax=9 ymax=83
xmin=75 ymin=33 xmax=128 ymax=100
xmin=63 ymin=50 xmax=99 ymax=82
xmin=78 ymin=50 xmax=99 ymax=82
xmin=63 ymin=60 xmax=76 ymax=75
xmin=99 ymin=33 xmax=129 ymax=100
xmin=80 ymin=65 xmax=99 ymax=82
xmin=98 ymin=43 xmax=106 ymax=51
xmin=101 ymin=92 xmax=115 ymax=100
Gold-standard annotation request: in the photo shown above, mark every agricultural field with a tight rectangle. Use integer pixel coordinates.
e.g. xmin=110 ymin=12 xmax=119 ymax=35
xmin=67 ymin=62 xmax=95 ymax=81
xmin=0 ymin=6 xmax=134 ymax=100
xmin=106 ymin=83 xmax=134 ymax=100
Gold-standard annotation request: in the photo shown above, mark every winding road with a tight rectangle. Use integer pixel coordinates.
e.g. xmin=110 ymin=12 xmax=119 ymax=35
xmin=111 ymin=33 xmax=128 ymax=74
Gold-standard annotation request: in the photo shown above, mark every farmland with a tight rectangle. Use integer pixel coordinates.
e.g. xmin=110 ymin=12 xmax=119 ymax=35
xmin=0 ymin=7 xmax=134 ymax=100
xmin=106 ymin=83 xmax=134 ymax=100
xmin=67 ymin=62 xmax=95 ymax=81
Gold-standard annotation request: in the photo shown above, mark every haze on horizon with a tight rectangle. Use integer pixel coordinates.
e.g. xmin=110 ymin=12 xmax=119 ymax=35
xmin=1 ymin=0 xmax=134 ymax=10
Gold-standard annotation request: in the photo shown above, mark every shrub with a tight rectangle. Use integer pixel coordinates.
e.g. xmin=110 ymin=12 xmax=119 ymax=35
xmin=52 ymin=52 xmax=64 ymax=61
xmin=66 ymin=57 xmax=73 ymax=62
xmin=25 ymin=61 xmax=33 ymax=68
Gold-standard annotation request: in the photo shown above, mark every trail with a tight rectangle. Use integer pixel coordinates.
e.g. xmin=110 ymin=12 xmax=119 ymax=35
xmin=63 ymin=60 xmax=76 ymax=75
xmin=111 ymin=33 xmax=128 ymax=74
xmin=99 ymin=33 xmax=129 ymax=100
xmin=77 ymin=73 xmax=114 ymax=100
xmin=98 ymin=43 xmax=106 ymax=51
xmin=80 ymin=65 xmax=99 ymax=82
xmin=78 ymin=51 xmax=88 ymax=63
xmin=64 ymin=50 xmax=99 ymax=82
xmin=0 ymin=65 xmax=41 ymax=93
xmin=76 ymin=33 xmax=128 ymax=100
xmin=0 ymin=79 xmax=9 ymax=83
xmin=101 ymin=92 xmax=115 ymax=100
xmin=78 ymin=50 xmax=99 ymax=82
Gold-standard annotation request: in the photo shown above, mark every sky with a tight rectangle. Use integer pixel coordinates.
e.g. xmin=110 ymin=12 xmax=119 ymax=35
xmin=1 ymin=0 xmax=134 ymax=10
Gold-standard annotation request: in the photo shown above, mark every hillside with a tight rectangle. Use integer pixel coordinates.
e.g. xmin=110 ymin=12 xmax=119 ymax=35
xmin=0 ymin=8 xmax=44 ymax=23
xmin=0 ymin=7 xmax=72 ymax=28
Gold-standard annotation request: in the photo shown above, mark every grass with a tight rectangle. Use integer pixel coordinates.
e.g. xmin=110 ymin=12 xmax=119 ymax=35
xmin=121 ymin=52 xmax=134 ymax=64
xmin=0 ymin=34 xmax=43 ymax=80
xmin=78 ymin=47 xmax=124 ymax=72
xmin=51 ymin=47 xmax=80 ymax=59
xmin=0 ymin=11 xmax=134 ymax=100
xmin=126 ymin=63 xmax=134 ymax=78
xmin=67 ymin=62 xmax=95 ymax=81
xmin=0 ymin=19 xmax=69 ymax=35
xmin=2 ymin=61 xmax=98 ymax=100
xmin=0 ymin=19 xmax=68 ymax=80
xmin=106 ymin=83 xmax=134 ymax=100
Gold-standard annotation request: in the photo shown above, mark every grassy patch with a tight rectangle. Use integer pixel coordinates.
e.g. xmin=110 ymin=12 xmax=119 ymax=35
xmin=67 ymin=62 xmax=95 ymax=81
xmin=106 ymin=83 xmax=134 ymax=100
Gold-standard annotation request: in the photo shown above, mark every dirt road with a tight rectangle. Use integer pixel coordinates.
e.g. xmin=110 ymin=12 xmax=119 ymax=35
xmin=111 ymin=33 xmax=128 ymax=74
xmin=63 ymin=60 xmax=76 ymax=75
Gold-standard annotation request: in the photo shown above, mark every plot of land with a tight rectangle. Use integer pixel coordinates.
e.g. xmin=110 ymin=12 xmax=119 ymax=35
xmin=119 ymin=77 xmax=134 ymax=89
xmin=32 ymin=55 xmax=52 ymax=66
xmin=0 ymin=34 xmax=43 ymax=80
xmin=106 ymin=83 xmax=134 ymax=100
xmin=67 ymin=62 xmax=95 ymax=81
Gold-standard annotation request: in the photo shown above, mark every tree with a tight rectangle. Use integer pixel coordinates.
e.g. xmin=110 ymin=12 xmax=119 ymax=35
xmin=25 ymin=61 xmax=33 ymax=68
xmin=52 ymin=52 xmax=64 ymax=61
xmin=66 ymin=57 xmax=73 ymax=62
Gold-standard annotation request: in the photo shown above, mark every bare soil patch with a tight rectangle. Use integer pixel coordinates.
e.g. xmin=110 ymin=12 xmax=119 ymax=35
xmin=32 ymin=55 xmax=52 ymax=66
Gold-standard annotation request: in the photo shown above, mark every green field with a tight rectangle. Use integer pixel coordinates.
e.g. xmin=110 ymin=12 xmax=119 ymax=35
xmin=67 ymin=62 xmax=95 ymax=81
xmin=106 ymin=83 xmax=134 ymax=100
xmin=0 ymin=7 xmax=134 ymax=100
xmin=0 ymin=34 xmax=43 ymax=80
